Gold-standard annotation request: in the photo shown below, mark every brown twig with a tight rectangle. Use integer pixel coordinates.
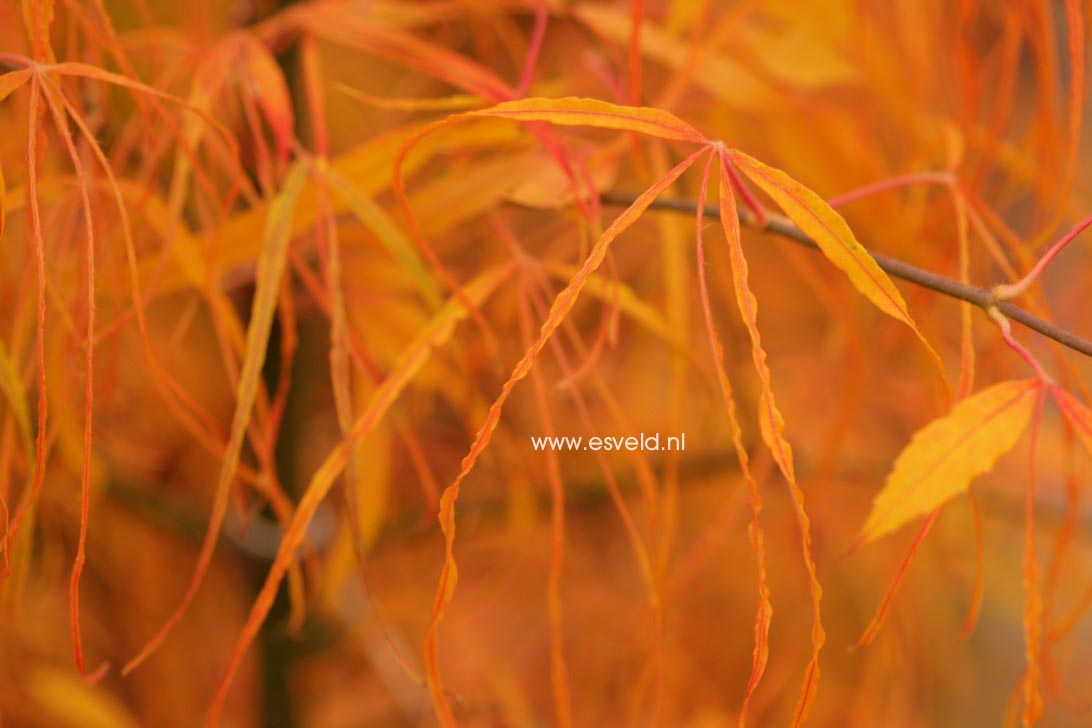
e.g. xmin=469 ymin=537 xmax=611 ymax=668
xmin=600 ymin=193 xmax=1092 ymax=359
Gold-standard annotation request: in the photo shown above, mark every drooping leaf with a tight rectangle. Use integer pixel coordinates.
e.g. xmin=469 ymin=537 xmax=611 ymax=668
xmin=204 ymin=263 xmax=515 ymax=726
xmin=232 ymin=32 xmax=295 ymax=164
xmin=727 ymin=149 xmax=950 ymax=403
xmin=418 ymin=148 xmax=705 ymax=724
xmin=857 ymin=379 xmax=1041 ymax=546
xmin=692 ymin=152 xmax=773 ymax=727
xmin=539 ymin=261 xmax=678 ymax=347
xmin=715 ymin=154 xmax=823 ymax=726
xmin=40 ymin=77 xmax=101 ymax=676
xmin=728 ymin=150 xmax=913 ymax=321
xmin=123 ymin=162 xmax=310 ymax=675
xmin=716 ymin=155 xmax=795 ymax=486
xmin=519 ymin=292 xmax=573 ymax=728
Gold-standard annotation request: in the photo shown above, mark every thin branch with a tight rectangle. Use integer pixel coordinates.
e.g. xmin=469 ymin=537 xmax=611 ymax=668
xmin=599 ymin=193 xmax=1092 ymax=359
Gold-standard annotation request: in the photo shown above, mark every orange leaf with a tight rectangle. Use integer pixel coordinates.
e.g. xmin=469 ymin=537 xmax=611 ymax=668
xmin=717 ymin=155 xmax=796 ymax=484
xmin=0 ymin=68 xmax=33 ymax=104
xmin=715 ymin=154 xmax=823 ymax=725
xmin=692 ymin=152 xmax=772 ymax=727
xmin=21 ymin=0 xmax=55 ymax=62
xmin=727 ymin=149 xmax=950 ymax=403
xmin=470 ymin=96 xmax=708 ymax=144
xmin=1052 ymin=385 xmax=1092 ymax=457
xmin=857 ymin=379 xmax=1041 ymax=546
xmin=205 ymin=263 xmax=515 ymax=727
xmin=422 ymin=148 xmax=705 ymax=724
xmin=47 ymin=61 xmax=235 ymax=149
xmin=232 ymin=33 xmax=295 ymax=164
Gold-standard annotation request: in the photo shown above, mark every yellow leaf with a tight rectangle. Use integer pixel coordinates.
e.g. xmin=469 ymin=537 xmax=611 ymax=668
xmin=25 ymin=667 xmax=140 ymax=728
xmin=729 ymin=149 xmax=911 ymax=322
xmin=728 ymin=149 xmax=950 ymax=403
xmin=323 ymin=165 xmax=443 ymax=307
xmin=745 ymin=32 xmax=856 ymax=89
xmin=232 ymin=32 xmax=295 ymax=163
xmin=857 ymin=379 xmax=1041 ymax=545
xmin=470 ymin=96 xmax=707 ymax=144
xmin=539 ymin=261 xmax=678 ymax=347
xmin=352 ymin=382 xmax=392 ymax=552
xmin=337 ymin=84 xmax=484 ymax=111
xmin=0 ymin=340 xmax=30 ymax=453
xmin=142 ymin=119 xmax=525 ymax=298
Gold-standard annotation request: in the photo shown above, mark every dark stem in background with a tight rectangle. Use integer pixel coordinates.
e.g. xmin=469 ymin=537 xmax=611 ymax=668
xmin=600 ymin=194 xmax=1092 ymax=359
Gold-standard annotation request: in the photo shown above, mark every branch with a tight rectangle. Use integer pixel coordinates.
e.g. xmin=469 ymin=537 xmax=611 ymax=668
xmin=600 ymin=193 xmax=1092 ymax=359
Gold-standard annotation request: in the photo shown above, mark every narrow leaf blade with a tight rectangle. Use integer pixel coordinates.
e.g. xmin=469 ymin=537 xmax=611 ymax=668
xmin=716 ymin=157 xmax=824 ymax=725
xmin=728 ymin=149 xmax=949 ymax=402
xmin=204 ymin=263 xmax=514 ymax=725
xmin=858 ymin=379 xmax=1040 ymax=545
xmin=728 ymin=149 xmax=911 ymax=321
xmin=471 ymin=96 xmax=707 ymax=143
xmin=1053 ymin=386 xmax=1092 ymax=457
xmin=123 ymin=162 xmax=309 ymax=674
